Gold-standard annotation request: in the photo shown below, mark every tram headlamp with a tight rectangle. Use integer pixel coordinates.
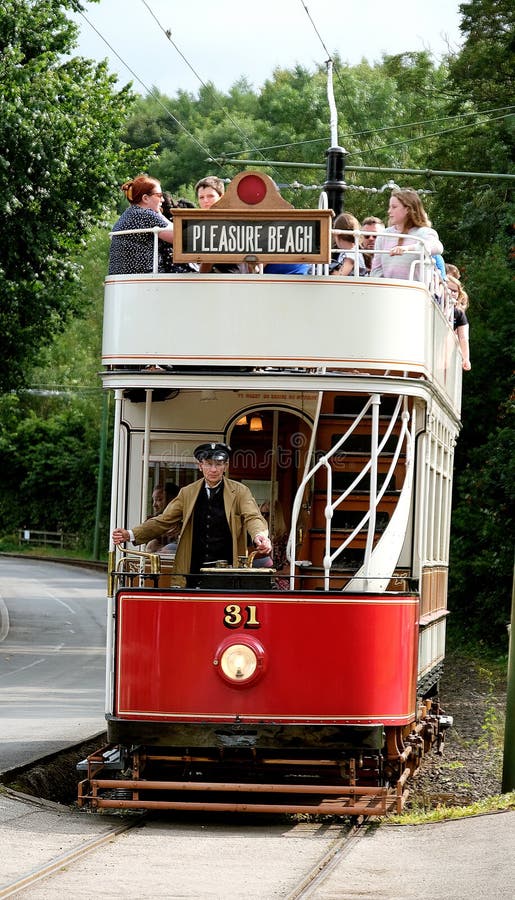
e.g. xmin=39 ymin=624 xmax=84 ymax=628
xmin=214 ymin=637 xmax=266 ymax=686
xmin=220 ymin=644 xmax=257 ymax=681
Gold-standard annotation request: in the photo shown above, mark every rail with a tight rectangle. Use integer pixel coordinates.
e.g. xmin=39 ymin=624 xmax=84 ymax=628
xmin=109 ymin=225 xmax=448 ymax=300
xmin=109 ymin=225 xmax=171 ymax=274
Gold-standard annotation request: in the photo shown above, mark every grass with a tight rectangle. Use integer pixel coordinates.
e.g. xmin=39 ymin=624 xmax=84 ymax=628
xmin=388 ymin=791 xmax=515 ymax=825
xmin=0 ymin=540 xmax=107 ymax=563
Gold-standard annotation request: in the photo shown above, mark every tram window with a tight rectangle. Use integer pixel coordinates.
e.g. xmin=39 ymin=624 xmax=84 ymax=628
xmin=332 ymin=396 xmax=399 ymax=417
xmin=241 ymin=479 xmax=271 ymax=507
xmin=146 ymin=463 xmax=199 ymax=506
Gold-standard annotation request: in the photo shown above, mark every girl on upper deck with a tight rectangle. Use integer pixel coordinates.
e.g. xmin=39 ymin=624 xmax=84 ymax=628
xmin=371 ymin=189 xmax=443 ymax=282
xmin=108 ymin=175 xmax=174 ymax=275
xmin=329 ymin=212 xmax=368 ymax=277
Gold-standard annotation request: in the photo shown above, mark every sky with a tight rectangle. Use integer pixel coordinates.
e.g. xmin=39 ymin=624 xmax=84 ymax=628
xmin=71 ymin=0 xmax=464 ymax=97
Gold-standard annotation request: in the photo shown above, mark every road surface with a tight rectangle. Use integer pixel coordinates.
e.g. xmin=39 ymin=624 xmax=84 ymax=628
xmin=0 ymin=557 xmax=106 ymax=774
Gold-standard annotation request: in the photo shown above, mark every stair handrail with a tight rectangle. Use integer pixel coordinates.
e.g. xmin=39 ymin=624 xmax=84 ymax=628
xmin=328 ymin=404 xmax=412 ymax=589
xmin=289 ymin=392 xmax=379 ymax=586
xmin=288 ymin=393 xmax=410 ymax=590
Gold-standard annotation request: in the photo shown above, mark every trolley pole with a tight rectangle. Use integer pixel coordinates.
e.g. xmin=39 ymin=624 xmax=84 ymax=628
xmin=324 ymin=145 xmax=347 ymax=217
xmin=501 ymin=555 xmax=515 ymax=793
xmin=93 ymin=391 xmax=109 ymax=560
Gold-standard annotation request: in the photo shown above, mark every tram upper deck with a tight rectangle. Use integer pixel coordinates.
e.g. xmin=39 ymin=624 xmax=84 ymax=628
xmin=101 ymin=172 xmax=463 ymax=417
xmin=102 ymin=271 xmax=460 ymax=412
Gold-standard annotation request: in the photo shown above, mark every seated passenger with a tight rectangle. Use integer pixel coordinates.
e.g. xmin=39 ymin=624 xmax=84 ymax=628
xmin=361 ymin=216 xmax=385 ymax=272
xmin=145 ymin=482 xmax=181 ymax=554
xmin=195 ymin=175 xmax=241 ymax=274
xmin=252 ymin=500 xmax=289 ymax=590
xmin=447 ymin=275 xmax=471 ymax=371
xmin=445 ymin=262 xmax=461 ymax=280
xmin=431 ymin=252 xmax=447 ymax=307
xmin=195 ymin=175 xmax=225 ymax=209
xmin=330 ymin=213 xmax=367 ymax=276
xmin=108 ymin=175 xmax=174 ymax=275
xmin=161 ymin=192 xmax=198 ymax=274
xmin=371 ymin=188 xmax=443 ymax=282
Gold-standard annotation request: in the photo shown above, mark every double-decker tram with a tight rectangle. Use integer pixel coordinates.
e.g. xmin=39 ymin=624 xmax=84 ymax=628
xmin=78 ymin=171 xmax=462 ymax=816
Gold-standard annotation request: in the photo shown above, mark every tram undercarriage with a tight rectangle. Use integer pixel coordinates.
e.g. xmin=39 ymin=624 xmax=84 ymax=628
xmin=78 ymin=697 xmax=451 ymax=816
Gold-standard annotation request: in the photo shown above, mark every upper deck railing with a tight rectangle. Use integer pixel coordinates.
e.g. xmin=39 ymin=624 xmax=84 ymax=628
xmin=103 ymin=227 xmax=461 ymax=413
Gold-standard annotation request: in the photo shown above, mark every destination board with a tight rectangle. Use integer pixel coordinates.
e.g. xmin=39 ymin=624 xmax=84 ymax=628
xmin=184 ymin=219 xmax=321 ymax=255
xmin=171 ymin=171 xmax=333 ymax=265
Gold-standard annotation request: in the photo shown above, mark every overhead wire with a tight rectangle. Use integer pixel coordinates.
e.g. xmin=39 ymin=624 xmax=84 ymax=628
xmin=78 ymin=10 xmax=215 ymax=164
xmin=222 ymin=105 xmax=515 ymax=157
xmin=360 ymin=112 xmax=514 ymax=156
xmin=139 ymin=0 xmax=280 ymax=180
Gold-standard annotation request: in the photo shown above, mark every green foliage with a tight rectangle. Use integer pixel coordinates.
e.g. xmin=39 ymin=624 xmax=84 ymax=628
xmin=0 ymin=0 xmax=151 ymax=393
xmin=452 ymin=0 xmax=515 ymax=105
xmin=0 ymin=392 xmax=108 ymax=548
xmin=0 ymin=225 xmax=111 ymax=554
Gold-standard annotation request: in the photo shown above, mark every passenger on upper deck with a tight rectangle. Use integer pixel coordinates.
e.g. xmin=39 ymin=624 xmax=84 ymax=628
xmin=112 ymin=442 xmax=272 ymax=585
xmin=361 ymin=216 xmax=385 ymax=272
xmin=447 ymin=275 xmax=471 ymax=371
xmin=195 ymin=175 xmax=225 ymax=209
xmin=330 ymin=213 xmax=368 ymax=277
xmin=108 ymin=175 xmax=174 ymax=275
xmin=264 ymin=263 xmax=311 ymax=275
xmin=371 ymin=189 xmax=443 ymax=282
xmin=446 ymin=262 xmax=461 ymax=280
xmin=195 ymin=175 xmax=244 ymax=274
xmin=160 ymin=192 xmax=198 ymax=274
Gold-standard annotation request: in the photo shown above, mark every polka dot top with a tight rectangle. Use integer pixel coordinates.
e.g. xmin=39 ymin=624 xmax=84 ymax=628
xmin=108 ymin=205 xmax=172 ymax=274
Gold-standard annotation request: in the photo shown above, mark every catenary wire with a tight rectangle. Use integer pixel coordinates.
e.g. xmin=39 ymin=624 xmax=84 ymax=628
xmin=139 ymin=0 xmax=278 ymax=178
xmin=78 ymin=10 xmax=219 ymax=168
xmin=222 ymin=105 xmax=515 ymax=157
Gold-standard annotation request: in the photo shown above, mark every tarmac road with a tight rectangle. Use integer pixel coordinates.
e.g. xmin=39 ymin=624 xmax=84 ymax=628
xmin=0 ymin=557 xmax=106 ymax=774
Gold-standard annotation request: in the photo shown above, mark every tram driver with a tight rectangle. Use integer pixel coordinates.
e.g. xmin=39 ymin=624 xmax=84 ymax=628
xmin=112 ymin=442 xmax=271 ymax=585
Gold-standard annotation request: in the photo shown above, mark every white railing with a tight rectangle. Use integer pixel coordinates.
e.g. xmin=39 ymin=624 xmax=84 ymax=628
xmin=110 ymin=226 xmax=171 ymax=274
xmin=288 ymin=393 xmax=411 ymax=591
xmin=330 ymin=228 xmax=434 ymax=286
xmin=109 ymin=225 xmax=438 ymax=288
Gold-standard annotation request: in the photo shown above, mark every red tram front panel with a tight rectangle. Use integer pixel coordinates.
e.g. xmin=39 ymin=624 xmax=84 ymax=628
xmin=114 ymin=591 xmax=419 ymax=726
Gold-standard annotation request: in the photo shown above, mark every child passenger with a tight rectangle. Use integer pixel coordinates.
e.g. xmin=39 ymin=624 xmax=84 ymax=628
xmin=329 ymin=212 xmax=368 ymax=277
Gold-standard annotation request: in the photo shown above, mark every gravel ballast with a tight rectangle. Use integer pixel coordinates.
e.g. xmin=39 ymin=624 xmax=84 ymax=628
xmin=407 ymin=648 xmax=508 ymax=810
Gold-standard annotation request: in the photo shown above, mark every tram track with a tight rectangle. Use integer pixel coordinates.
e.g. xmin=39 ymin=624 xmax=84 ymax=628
xmin=286 ymin=821 xmax=368 ymax=899
xmin=0 ymin=794 xmax=144 ymax=899
xmin=1 ymin=754 xmax=361 ymax=900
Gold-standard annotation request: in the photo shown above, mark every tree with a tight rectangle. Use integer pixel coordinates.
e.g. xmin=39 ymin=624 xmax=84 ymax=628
xmin=452 ymin=0 xmax=515 ymax=106
xmin=429 ymin=0 xmax=515 ymax=647
xmin=0 ymin=0 xmax=150 ymax=393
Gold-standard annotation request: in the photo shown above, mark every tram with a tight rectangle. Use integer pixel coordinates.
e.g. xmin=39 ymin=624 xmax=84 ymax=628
xmin=78 ymin=170 xmax=462 ymax=816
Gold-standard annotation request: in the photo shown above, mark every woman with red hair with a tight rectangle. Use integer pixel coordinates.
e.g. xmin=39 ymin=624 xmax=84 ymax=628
xmin=108 ymin=174 xmax=174 ymax=275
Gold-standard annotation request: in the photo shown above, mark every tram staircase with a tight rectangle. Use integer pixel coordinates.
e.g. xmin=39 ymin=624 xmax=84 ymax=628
xmin=290 ymin=391 xmax=415 ymax=591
